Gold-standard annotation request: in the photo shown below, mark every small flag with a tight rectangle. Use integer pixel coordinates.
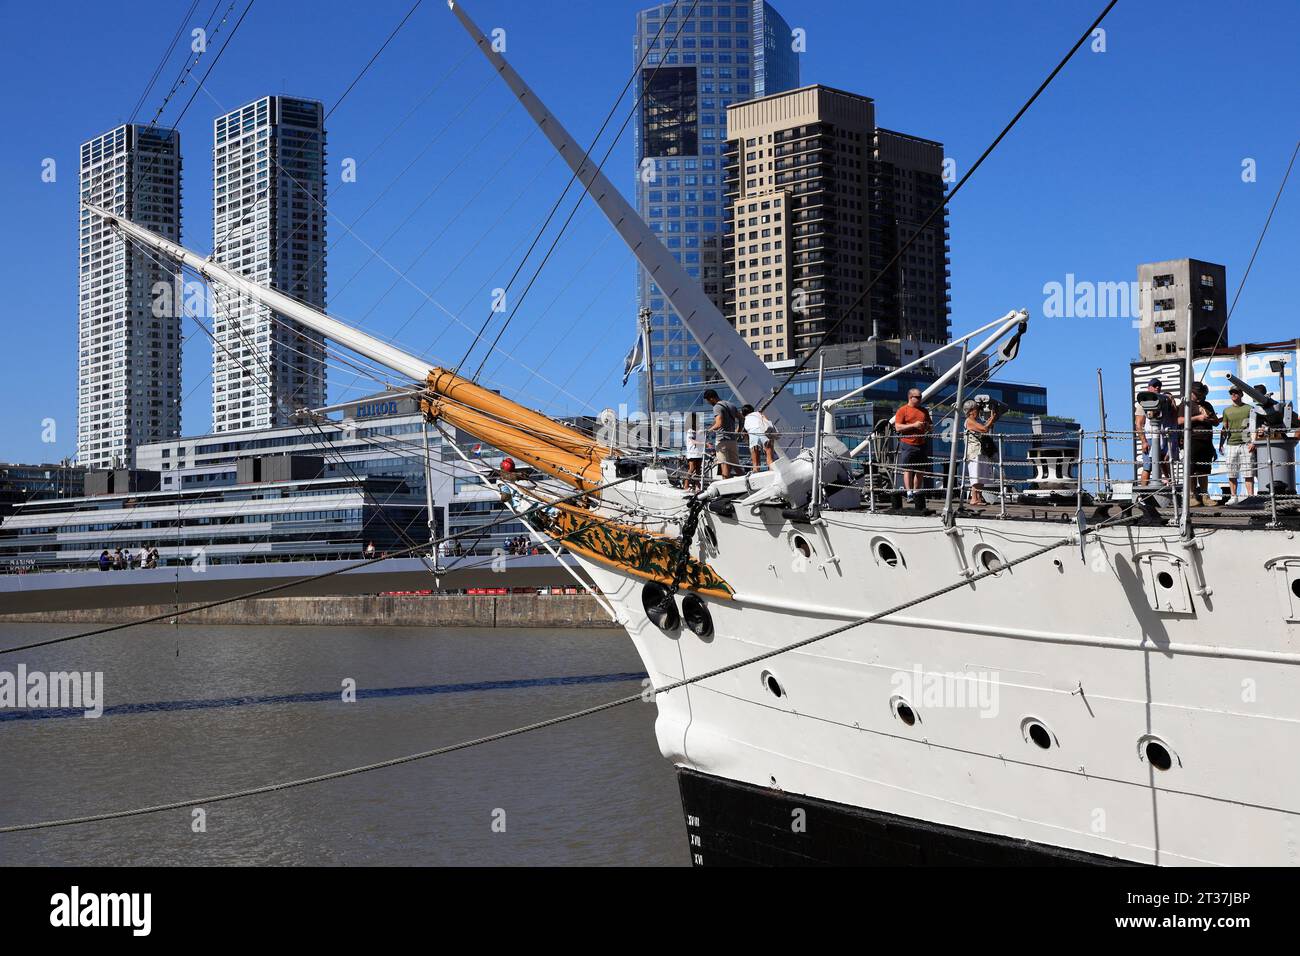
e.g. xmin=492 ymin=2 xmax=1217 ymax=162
xmin=471 ymin=443 xmax=483 ymax=458
xmin=622 ymin=331 xmax=645 ymax=387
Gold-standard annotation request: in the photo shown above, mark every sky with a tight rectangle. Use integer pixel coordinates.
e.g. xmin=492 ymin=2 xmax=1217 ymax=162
xmin=0 ymin=0 xmax=1296 ymax=465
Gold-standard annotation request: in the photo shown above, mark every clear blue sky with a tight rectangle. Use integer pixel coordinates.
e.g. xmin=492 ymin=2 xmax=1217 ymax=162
xmin=0 ymin=0 xmax=1296 ymax=464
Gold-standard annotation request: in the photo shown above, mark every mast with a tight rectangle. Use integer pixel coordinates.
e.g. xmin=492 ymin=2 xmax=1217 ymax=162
xmin=84 ymin=203 xmax=435 ymax=383
xmin=83 ymin=202 xmax=611 ymax=491
xmin=445 ymin=0 xmax=811 ymax=451
xmin=639 ymin=307 xmax=657 ymax=460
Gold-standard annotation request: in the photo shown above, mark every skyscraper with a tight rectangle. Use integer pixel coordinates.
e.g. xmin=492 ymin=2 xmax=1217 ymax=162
xmin=211 ymin=95 xmax=327 ymax=433
xmin=869 ymin=128 xmax=951 ymax=344
xmin=633 ymin=0 xmax=800 ymax=411
xmin=77 ymin=124 xmax=183 ymax=469
xmin=722 ymin=85 xmax=951 ymax=364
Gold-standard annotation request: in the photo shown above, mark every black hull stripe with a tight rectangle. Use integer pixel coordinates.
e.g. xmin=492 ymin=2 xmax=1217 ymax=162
xmin=678 ymin=768 xmax=1137 ymax=866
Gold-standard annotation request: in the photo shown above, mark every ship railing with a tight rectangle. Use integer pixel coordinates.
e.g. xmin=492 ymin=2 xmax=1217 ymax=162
xmin=808 ymin=425 xmax=1298 ymax=522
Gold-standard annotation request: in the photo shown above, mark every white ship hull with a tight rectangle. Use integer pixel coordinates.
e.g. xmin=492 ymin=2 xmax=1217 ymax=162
xmin=570 ymin=488 xmax=1300 ymax=866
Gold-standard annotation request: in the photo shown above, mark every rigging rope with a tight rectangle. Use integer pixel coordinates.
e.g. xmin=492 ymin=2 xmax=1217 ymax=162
xmin=760 ymin=0 xmax=1121 ymax=414
xmin=453 ymin=0 xmax=700 ymax=381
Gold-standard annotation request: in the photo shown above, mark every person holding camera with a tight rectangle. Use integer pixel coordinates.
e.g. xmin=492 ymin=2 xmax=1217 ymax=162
xmin=963 ymin=397 xmax=1002 ymax=506
xmin=1136 ymin=377 xmax=1179 ymax=484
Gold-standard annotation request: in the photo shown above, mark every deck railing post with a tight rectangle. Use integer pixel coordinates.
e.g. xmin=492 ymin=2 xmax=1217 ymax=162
xmin=942 ymin=342 xmax=969 ymax=527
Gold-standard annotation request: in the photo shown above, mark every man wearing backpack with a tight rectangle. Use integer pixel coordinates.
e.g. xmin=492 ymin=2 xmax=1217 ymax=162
xmin=703 ymin=389 xmax=741 ymax=479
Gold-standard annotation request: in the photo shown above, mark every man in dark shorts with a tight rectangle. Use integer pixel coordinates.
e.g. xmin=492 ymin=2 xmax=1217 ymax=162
xmin=1182 ymin=380 xmax=1219 ymax=506
xmin=893 ymin=388 xmax=932 ymax=498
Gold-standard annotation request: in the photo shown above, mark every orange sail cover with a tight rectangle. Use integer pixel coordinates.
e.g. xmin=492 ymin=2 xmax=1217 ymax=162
xmin=421 ymin=368 xmax=611 ymax=491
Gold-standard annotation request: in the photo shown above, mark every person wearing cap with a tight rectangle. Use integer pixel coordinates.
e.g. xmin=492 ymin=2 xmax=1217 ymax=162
xmin=1136 ymin=378 xmax=1179 ymax=484
xmin=1180 ymin=381 xmax=1219 ymax=506
xmin=1218 ymin=385 xmax=1256 ymax=502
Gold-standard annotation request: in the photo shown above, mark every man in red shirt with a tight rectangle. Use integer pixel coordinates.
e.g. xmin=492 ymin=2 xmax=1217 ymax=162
xmin=893 ymin=388 xmax=932 ymax=498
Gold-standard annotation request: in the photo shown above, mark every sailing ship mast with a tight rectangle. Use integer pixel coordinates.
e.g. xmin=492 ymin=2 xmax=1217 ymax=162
xmin=80 ymin=203 xmax=611 ymax=491
xmin=444 ymin=0 xmax=812 ymax=451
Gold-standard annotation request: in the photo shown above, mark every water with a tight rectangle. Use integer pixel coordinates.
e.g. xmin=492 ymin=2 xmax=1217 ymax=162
xmin=0 ymin=623 xmax=688 ymax=866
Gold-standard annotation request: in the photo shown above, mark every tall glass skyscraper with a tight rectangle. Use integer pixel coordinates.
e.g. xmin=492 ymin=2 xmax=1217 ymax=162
xmin=77 ymin=124 xmax=183 ymax=469
xmin=211 ymin=96 xmax=327 ymax=433
xmin=633 ymin=1 xmax=799 ymax=411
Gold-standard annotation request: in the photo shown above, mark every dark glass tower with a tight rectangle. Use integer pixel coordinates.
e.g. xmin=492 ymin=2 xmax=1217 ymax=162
xmin=633 ymin=1 xmax=800 ymax=412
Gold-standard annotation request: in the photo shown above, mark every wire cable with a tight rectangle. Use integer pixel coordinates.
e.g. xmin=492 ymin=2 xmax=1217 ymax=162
xmin=1195 ymin=138 xmax=1299 ymax=385
xmin=451 ymin=0 xmax=697 ymax=380
xmin=760 ymin=0 xmax=1121 ymax=413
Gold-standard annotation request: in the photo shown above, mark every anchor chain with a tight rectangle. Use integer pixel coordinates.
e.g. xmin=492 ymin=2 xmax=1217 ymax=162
xmin=666 ymin=496 xmax=707 ymax=596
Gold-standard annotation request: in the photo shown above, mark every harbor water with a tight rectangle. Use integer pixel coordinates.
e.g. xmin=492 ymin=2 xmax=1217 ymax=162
xmin=0 ymin=623 xmax=687 ymax=866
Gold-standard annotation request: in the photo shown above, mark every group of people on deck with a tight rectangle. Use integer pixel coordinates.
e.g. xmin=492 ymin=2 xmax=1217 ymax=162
xmin=682 ymin=389 xmax=779 ymax=490
xmin=1137 ymin=377 xmax=1295 ymax=505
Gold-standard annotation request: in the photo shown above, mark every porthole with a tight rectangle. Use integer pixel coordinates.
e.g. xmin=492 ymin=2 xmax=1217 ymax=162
xmin=1292 ymin=578 xmax=1300 ymax=600
xmin=790 ymin=533 xmax=813 ymax=559
xmin=1020 ymin=717 xmax=1054 ymax=749
xmin=1137 ymin=734 xmax=1179 ymax=771
xmin=973 ymin=544 xmax=1007 ymax=576
xmin=889 ymin=695 xmax=917 ymax=726
xmin=701 ymin=524 xmax=718 ymax=549
xmin=1156 ymin=571 xmax=1175 ymax=590
xmin=871 ymin=536 xmax=904 ymax=568
xmin=760 ymin=669 xmax=784 ymax=699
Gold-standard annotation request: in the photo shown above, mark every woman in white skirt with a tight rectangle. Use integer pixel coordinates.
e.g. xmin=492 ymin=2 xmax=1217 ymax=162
xmin=963 ymin=399 xmax=1001 ymax=506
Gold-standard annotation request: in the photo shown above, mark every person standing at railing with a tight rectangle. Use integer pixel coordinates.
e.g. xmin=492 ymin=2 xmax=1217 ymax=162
xmin=1137 ymin=377 xmax=1179 ymax=485
xmin=1218 ymin=386 xmax=1257 ymax=503
xmin=703 ymin=389 xmax=741 ymax=479
xmin=684 ymin=412 xmax=705 ymax=491
xmin=893 ymin=388 xmax=932 ymax=500
xmin=1180 ymin=381 xmax=1219 ymax=506
xmin=963 ymin=399 xmax=1001 ymax=506
xmin=742 ymin=403 xmax=779 ymax=472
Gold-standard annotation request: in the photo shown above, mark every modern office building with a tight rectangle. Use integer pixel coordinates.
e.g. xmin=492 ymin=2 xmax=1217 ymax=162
xmin=0 ymin=469 xmax=428 ymax=569
xmin=722 ymin=85 xmax=950 ymax=366
xmin=633 ymin=0 xmax=801 ymax=408
xmin=211 ymin=95 xmax=328 ymax=433
xmin=1136 ymin=258 xmax=1228 ymax=361
xmin=0 ymin=461 xmax=86 ymax=503
xmin=77 ymin=124 xmax=184 ymax=469
xmin=132 ymin=389 xmax=528 ymax=555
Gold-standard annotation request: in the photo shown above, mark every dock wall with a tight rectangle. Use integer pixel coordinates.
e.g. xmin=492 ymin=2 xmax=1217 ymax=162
xmin=0 ymin=594 xmax=621 ymax=629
